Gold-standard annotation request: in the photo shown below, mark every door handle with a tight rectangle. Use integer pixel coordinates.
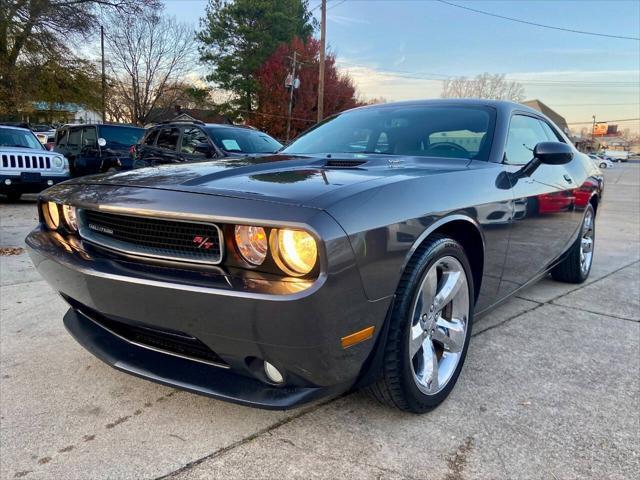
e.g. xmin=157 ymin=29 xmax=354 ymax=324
xmin=563 ymin=174 xmax=573 ymax=184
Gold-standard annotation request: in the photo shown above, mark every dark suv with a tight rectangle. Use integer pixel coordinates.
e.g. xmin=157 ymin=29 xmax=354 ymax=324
xmin=55 ymin=124 xmax=145 ymax=176
xmin=132 ymin=121 xmax=282 ymax=168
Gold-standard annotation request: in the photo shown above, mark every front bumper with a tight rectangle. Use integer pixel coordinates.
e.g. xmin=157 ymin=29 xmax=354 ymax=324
xmin=1 ymin=173 xmax=69 ymax=194
xmin=26 ymin=226 xmax=391 ymax=409
xmin=63 ymin=307 xmax=349 ymax=409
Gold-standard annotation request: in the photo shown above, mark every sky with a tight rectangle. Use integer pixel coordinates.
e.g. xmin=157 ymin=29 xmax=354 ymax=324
xmin=163 ymin=0 xmax=640 ymax=134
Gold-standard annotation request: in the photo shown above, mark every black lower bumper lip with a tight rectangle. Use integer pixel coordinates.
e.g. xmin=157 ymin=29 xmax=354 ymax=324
xmin=64 ymin=307 xmax=349 ymax=410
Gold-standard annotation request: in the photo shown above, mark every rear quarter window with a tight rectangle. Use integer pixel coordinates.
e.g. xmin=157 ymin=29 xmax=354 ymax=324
xmin=143 ymin=129 xmax=159 ymax=146
xmin=156 ymin=128 xmax=180 ymax=150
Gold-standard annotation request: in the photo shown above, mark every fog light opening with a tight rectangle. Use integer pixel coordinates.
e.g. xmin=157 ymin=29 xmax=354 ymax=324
xmin=4 ymin=179 xmax=11 ymax=186
xmin=264 ymin=361 xmax=284 ymax=384
xmin=47 ymin=180 xmax=54 ymax=186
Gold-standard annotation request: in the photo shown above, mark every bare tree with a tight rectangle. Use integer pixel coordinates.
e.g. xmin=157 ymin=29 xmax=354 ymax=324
xmin=441 ymin=73 xmax=525 ymax=102
xmin=104 ymin=9 xmax=196 ymax=125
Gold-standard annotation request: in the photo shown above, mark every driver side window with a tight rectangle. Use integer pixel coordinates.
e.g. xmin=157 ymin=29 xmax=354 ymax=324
xmin=82 ymin=127 xmax=97 ymax=150
xmin=504 ymin=115 xmax=549 ymax=165
xmin=66 ymin=128 xmax=82 ymax=156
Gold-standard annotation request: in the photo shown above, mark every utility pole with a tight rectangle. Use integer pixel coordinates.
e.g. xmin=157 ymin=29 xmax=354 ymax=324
xmin=591 ymin=115 xmax=596 ymax=152
xmin=317 ymin=0 xmax=326 ymax=123
xmin=101 ymin=25 xmax=106 ymax=123
xmin=285 ymin=50 xmax=297 ymax=143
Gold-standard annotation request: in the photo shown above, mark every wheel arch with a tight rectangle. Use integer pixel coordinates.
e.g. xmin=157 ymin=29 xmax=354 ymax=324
xmin=354 ymin=215 xmax=484 ymax=391
xmin=400 ymin=215 xmax=485 ymax=304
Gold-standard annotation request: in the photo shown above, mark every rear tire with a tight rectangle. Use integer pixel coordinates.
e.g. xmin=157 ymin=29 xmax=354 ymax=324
xmin=366 ymin=235 xmax=474 ymax=413
xmin=599 ymin=162 xmax=607 ymax=169
xmin=551 ymin=205 xmax=595 ymax=284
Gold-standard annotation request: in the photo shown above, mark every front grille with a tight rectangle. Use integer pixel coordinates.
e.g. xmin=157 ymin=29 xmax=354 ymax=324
xmin=80 ymin=305 xmax=229 ymax=367
xmin=80 ymin=210 xmax=223 ymax=264
xmin=1 ymin=153 xmax=51 ymax=170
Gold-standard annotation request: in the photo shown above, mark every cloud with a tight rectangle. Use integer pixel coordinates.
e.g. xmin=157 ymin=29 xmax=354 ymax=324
xmin=394 ymin=54 xmax=406 ymax=67
xmin=336 ymin=60 xmax=639 ymax=132
xmin=327 ymin=14 xmax=371 ymax=26
xmin=336 ymin=59 xmax=442 ymax=101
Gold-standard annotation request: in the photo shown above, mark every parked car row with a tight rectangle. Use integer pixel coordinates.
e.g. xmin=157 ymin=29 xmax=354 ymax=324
xmin=1 ymin=120 xmax=283 ymax=201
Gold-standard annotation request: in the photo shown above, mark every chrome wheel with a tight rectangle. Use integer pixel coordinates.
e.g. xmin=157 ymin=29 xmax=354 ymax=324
xmin=580 ymin=209 xmax=594 ymax=275
xmin=408 ymin=256 xmax=469 ymax=395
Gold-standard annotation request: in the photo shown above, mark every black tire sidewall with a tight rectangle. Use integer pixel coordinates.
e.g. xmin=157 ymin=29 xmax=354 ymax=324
xmin=391 ymin=237 xmax=475 ymax=412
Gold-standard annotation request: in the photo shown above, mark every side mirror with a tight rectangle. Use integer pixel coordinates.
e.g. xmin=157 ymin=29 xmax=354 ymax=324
xmin=194 ymin=142 xmax=214 ymax=158
xmin=534 ymin=141 xmax=573 ymax=165
xmin=499 ymin=142 xmax=574 ymax=189
xmin=97 ymin=138 xmax=107 ymax=147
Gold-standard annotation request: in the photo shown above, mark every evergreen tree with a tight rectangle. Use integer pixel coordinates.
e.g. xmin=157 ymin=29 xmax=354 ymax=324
xmin=197 ymin=0 xmax=315 ymax=114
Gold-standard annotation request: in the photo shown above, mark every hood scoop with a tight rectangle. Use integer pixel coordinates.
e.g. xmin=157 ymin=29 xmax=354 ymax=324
xmin=324 ymin=158 xmax=367 ymax=168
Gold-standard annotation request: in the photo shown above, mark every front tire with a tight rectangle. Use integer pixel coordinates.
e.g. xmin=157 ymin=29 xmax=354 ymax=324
xmin=5 ymin=192 xmax=22 ymax=202
xmin=367 ymin=235 xmax=474 ymax=413
xmin=551 ymin=205 xmax=595 ymax=283
xmin=599 ymin=162 xmax=607 ymax=169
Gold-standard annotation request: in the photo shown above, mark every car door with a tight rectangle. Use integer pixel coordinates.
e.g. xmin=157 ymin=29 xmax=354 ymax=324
xmin=64 ymin=127 xmax=83 ymax=176
xmin=77 ymin=126 xmax=100 ymax=174
xmin=178 ymin=126 xmax=217 ymax=163
xmin=53 ymin=127 xmax=69 ymax=157
xmin=498 ymin=113 xmax=579 ymax=298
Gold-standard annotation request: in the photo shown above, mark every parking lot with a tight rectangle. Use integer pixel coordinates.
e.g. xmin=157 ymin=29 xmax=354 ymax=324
xmin=1 ymin=162 xmax=638 ymax=480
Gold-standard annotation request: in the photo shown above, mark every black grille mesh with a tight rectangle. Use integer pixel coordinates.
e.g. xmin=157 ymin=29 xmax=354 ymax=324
xmin=82 ymin=210 xmax=222 ymax=263
xmin=87 ymin=308 xmax=228 ymax=366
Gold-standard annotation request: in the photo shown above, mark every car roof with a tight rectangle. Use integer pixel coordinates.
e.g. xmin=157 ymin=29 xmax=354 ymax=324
xmin=153 ymin=122 xmax=257 ymax=131
xmin=347 ymin=98 xmax=541 ymax=116
xmin=61 ymin=123 xmax=143 ymax=129
xmin=203 ymin=123 xmax=257 ymax=130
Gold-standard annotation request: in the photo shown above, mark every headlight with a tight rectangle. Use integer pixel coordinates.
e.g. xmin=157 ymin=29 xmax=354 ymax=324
xmin=234 ymin=225 xmax=268 ymax=265
xmin=271 ymin=229 xmax=317 ymax=276
xmin=53 ymin=156 xmax=63 ymax=168
xmin=62 ymin=205 xmax=78 ymax=232
xmin=44 ymin=201 xmax=60 ymax=229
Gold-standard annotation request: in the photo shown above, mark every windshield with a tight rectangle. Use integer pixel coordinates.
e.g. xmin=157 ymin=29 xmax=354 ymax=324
xmin=206 ymin=127 xmax=283 ymax=154
xmin=0 ymin=127 xmax=44 ymax=150
xmin=99 ymin=125 xmax=144 ymax=147
xmin=283 ymin=105 xmax=495 ymax=161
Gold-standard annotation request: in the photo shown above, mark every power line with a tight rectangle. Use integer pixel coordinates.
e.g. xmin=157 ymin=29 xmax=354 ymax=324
xmin=335 ymin=61 xmax=640 ymax=87
xmin=567 ymin=117 xmax=640 ymax=125
xmin=551 ymin=103 xmax=640 ymax=107
xmin=435 ymin=0 xmax=640 ymax=41
xmin=328 ymin=0 xmax=348 ymax=10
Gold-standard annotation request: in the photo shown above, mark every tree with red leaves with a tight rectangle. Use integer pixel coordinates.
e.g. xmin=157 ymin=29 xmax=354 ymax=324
xmin=250 ymin=37 xmax=362 ymax=142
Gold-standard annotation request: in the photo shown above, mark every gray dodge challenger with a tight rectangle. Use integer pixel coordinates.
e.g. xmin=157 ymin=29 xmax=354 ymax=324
xmin=27 ymin=99 xmax=602 ymax=412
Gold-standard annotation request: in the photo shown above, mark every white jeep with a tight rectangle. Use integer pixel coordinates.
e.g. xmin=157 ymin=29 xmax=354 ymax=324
xmin=0 ymin=125 xmax=70 ymax=201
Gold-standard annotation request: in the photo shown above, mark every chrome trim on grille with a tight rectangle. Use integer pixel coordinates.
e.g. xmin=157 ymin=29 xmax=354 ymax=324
xmin=1 ymin=153 xmax=52 ymax=170
xmin=78 ymin=209 xmax=225 ymax=265
xmin=78 ymin=308 xmax=230 ymax=369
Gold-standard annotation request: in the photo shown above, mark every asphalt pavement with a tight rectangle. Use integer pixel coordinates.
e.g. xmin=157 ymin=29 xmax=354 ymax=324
xmin=1 ymin=163 xmax=638 ymax=480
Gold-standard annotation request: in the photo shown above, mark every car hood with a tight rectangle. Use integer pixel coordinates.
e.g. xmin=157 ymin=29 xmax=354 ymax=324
xmin=70 ymin=153 xmax=471 ymax=208
xmin=1 ymin=146 xmax=53 ymax=155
